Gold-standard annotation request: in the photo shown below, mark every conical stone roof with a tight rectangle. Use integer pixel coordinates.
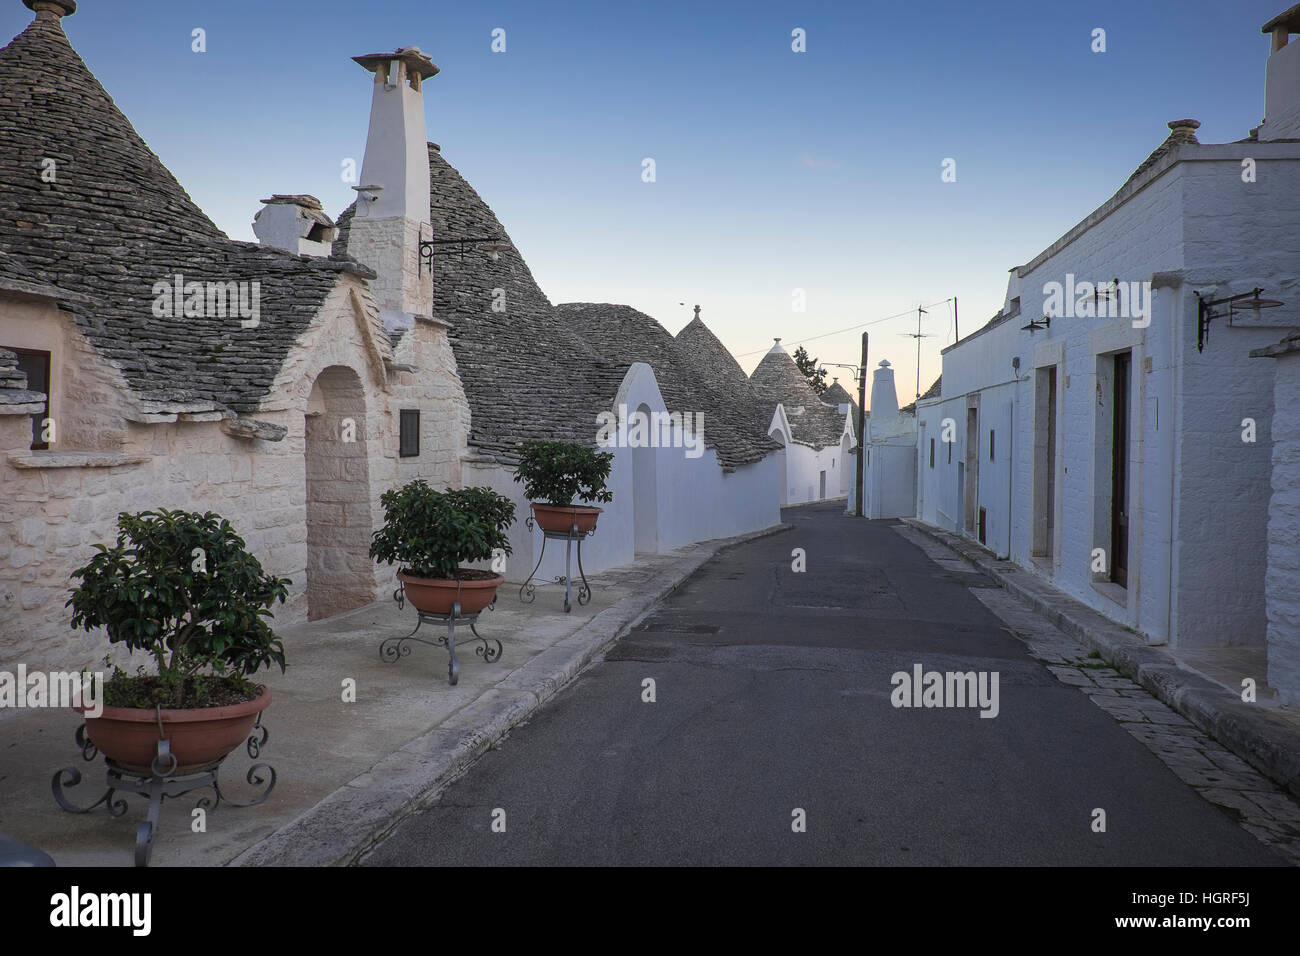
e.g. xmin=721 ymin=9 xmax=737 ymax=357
xmin=0 ymin=9 xmax=366 ymax=412
xmin=674 ymin=313 xmax=748 ymax=386
xmin=822 ymin=378 xmax=861 ymax=435
xmin=822 ymin=379 xmax=853 ymax=407
xmin=336 ymin=146 xmax=630 ymax=463
xmin=555 ymin=302 xmax=779 ymax=468
xmin=749 ymin=342 xmax=846 ymax=449
xmin=1 ymin=8 xmax=366 ymax=411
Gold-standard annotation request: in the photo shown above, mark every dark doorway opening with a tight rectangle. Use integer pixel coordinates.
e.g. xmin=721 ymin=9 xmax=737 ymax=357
xmin=1110 ymin=351 xmax=1131 ymax=588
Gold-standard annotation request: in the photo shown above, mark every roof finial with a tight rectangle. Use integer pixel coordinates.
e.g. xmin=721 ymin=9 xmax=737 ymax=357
xmin=25 ymin=0 xmax=76 ymax=18
xmin=693 ymin=304 xmax=701 ymax=320
xmin=1167 ymin=118 xmax=1201 ymax=143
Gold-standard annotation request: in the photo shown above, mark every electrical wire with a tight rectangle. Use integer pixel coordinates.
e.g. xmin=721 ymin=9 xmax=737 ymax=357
xmin=734 ymin=297 xmax=955 ymax=358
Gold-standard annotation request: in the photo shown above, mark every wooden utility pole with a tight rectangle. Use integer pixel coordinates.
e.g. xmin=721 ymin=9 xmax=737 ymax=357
xmin=855 ymin=332 xmax=867 ymax=517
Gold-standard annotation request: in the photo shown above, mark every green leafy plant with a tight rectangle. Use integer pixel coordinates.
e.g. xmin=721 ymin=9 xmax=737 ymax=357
xmin=370 ymin=480 xmax=516 ymax=580
xmin=67 ymin=509 xmax=291 ymax=708
xmin=793 ymin=345 xmax=828 ymax=395
xmin=513 ymin=440 xmax=614 ymax=507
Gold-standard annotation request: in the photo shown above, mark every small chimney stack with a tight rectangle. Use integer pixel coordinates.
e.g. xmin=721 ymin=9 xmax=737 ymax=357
xmin=1260 ymin=6 xmax=1300 ymax=141
xmin=24 ymin=0 xmax=76 ymax=20
xmin=347 ymin=46 xmax=439 ymax=325
xmin=1166 ymin=118 xmax=1201 ymax=144
xmin=252 ymin=195 xmax=337 ymax=257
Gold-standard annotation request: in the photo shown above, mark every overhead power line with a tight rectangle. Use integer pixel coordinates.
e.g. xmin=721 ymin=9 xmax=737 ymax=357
xmin=735 ymin=297 xmax=955 ymax=358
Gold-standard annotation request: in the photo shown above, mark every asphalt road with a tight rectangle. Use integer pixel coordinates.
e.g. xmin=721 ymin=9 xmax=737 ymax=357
xmin=364 ymin=502 xmax=1286 ymax=866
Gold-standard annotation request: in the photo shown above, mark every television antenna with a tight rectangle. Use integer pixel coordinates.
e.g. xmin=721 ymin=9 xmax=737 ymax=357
xmin=897 ymin=305 xmax=931 ymax=398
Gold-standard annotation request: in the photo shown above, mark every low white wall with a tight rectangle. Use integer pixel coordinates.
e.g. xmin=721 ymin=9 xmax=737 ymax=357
xmin=462 ymin=363 xmax=781 ymax=587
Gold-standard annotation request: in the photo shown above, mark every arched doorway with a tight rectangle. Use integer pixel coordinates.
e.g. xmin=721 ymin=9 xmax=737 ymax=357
xmin=632 ymin=402 xmax=658 ymax=554
xmin=839 ymin=433 xmax=852 ymax=495
xmin=304 ymin=366 xmax=374 ymax=620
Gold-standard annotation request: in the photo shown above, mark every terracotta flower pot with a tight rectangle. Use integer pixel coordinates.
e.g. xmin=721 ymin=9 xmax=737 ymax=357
xmin=531 ymin=503 xmax=603 ymax=535
xmin=77 ymin=686 xmax=271 ymax=774
xmin=397 ymin=571 xmax=504 ymax=615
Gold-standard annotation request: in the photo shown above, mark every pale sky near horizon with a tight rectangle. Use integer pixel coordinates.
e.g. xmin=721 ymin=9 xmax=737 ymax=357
xmin=3 ymin=0 xmax=1287 ymax=405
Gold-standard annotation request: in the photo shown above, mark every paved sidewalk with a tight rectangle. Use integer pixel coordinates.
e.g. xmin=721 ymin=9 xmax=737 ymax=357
xmin=0 ymin=523 xmax=788 ymax=867
xmin=899 ymin=518 xmax=1300 ymax=802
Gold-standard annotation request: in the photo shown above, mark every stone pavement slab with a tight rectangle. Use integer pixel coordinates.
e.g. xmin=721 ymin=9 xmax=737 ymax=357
xmin=899 ymin=519 xmax=1300 ymax=802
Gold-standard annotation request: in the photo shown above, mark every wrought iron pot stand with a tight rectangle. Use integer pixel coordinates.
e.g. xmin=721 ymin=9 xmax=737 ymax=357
xmin=520 ymin=515 xmax=594 ymax=613
xmin=51 ymin=714 xmax=275 ymax=867
xmin=383 ymin=583 xmax=503 ymax=686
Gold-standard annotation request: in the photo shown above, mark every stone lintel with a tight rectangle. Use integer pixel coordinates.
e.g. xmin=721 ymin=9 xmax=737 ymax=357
xmin=221 ymin=417 xmax=288 ymax=441
xmin=8 ymin=451 xmax=148 ymax=470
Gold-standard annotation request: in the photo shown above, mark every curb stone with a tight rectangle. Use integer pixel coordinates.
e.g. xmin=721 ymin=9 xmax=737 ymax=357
xmin=228 ymin=521 xmax=793 ymax=867
xmin=900 ymin=518 xmax=1300 ymax=800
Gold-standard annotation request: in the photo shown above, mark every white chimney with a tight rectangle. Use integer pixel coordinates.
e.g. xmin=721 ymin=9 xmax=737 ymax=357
xmin=870 ymin=360 xmax=899 ymax=417
xmin=1260 ymin=6 xmax=1300 ymax=141
xmin=252 ymin=194 xmax=337 ymax=257
xmin=347 ymin=46 xmax=438 ymax=324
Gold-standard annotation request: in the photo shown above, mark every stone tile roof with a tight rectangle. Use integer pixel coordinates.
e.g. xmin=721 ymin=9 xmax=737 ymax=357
xmin=822 ymin=380 xmax=853 ymax=406
xmin=0 ymin=246 xmax=88 ymax=303
xmin=338 ymin=145 xmax=780 ymax=469
xmin=901 ymin=375 xmax=941 ymax=414
xmin=749 ymin=344 xmax=846 ymax=449
xmin=336 ymin=146 xmax=631 ymax=464
xmin=822 ymin=379 xmax=862 ymax=434
xmin=0 ymin=12 xmax=369 ymax=413
xmin=554 ymin=302 xmax=780 ymax=468
xmin=674 ymin=314 xmax=748 ymax=386
xmin=1119 ymin=119 xmax=1200 ymax=193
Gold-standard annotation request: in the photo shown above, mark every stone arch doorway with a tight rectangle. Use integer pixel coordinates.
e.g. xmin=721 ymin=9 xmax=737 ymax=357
xmin=839 ymin=433 xmax=852 ymax=495
xmin=304 ymin=365 xmax=374 ymax=620
xmin=632 ymin=402 xmax=659 ymax=554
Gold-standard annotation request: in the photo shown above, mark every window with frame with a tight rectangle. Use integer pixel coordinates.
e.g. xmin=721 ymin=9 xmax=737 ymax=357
xmin=929 ymin=438 xmax=935 ymax=468
xmin=7 ymin=347 xmax=50 ymax=450
xmin=399 ymin=409 xmax=420 ymax=458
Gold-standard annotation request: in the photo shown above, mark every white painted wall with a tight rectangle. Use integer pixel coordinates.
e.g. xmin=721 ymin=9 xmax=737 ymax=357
xmin=1263 ymin=349 xmax=1300 ymax=703
xmin=916 ymin=138 xmax=1300 ymax=655
xmin=466 ymin=363 xmax=781 ymax=586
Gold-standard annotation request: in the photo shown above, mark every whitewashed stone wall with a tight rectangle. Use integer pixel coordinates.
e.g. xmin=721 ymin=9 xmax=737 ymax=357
xmin=465 ymin=363 xmax=780 ymax=585
xmin=0 ymin=274 xmax=472 ymax=670
xmin=1264 ymin=351 xmax=1300 ymax=703
xmin=345 ymin=216 xmax=432 ymax=322
xmin=915 ymin=138 xmax=1300 ymax=656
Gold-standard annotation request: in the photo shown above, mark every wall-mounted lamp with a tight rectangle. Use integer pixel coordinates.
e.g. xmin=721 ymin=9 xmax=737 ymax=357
xmin=1021 ymin=314 xmax=1051 ymax=333
xmin=822 ymin=360 xmax=865 ymax=383
xmin=1193 ymin=288 xmax=1284 ymax=352
xmin=1092 ymin=278 xmax=1119 ymax=305
xmin=417 ymin=234 xmax=508 ymax=275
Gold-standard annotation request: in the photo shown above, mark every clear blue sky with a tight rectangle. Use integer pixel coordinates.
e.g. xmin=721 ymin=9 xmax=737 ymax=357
xmin=3 ymin=0 xmax=1286 ymax=401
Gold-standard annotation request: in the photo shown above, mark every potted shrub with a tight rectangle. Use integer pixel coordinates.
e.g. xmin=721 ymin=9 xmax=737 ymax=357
xmin=66 ymin=509 xmax=290 ymax=774
xmin=370 ymin=480 xmax=516 ymax=615
xmin=513 ymin=439 xmax=614 ymax=534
